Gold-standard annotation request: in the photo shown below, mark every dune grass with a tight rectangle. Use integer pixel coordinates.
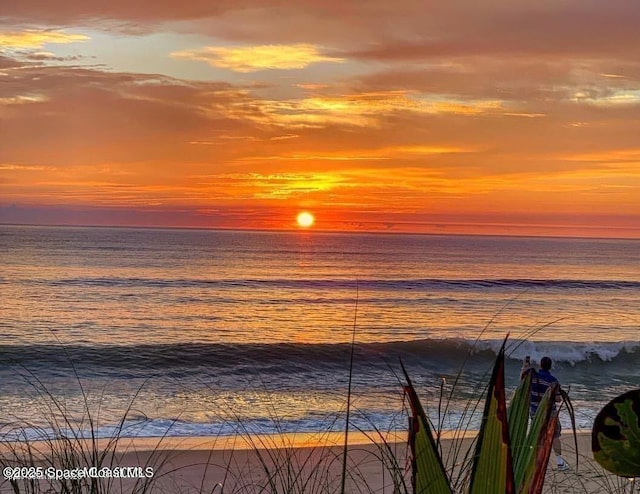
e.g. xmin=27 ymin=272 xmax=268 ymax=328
xmin=0 ymin=345 xmax=405 ymax=493
xmin=0 ymin=359 xmax=180 ymax=493
xmin=0 ymin=336 xmax=633 ymax=494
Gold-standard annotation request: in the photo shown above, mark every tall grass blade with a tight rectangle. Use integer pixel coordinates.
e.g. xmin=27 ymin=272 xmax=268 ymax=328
xmin=340 ymin=281 xmax=359 ymax=494
xmin=558 ymin=386 xmax=579 ymax=468
xmin=401 ymin=361 xmax=453 ymax=494
xmin=469 ymin=338 xmax=514 ymax=494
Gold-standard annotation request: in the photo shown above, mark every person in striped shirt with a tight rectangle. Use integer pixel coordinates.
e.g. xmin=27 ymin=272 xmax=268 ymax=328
xmin=524 ymin=356 xmax=569 ymax=471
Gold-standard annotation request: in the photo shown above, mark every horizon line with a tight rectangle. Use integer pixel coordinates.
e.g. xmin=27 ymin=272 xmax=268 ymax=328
xmin=2 ymin=222 xmax=639 ymax=242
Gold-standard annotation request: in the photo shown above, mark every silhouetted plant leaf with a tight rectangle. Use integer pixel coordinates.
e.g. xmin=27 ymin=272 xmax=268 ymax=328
xmin=402 ymin=361 xmax=453 ymax=494
xmin=403 ymin=336 xmax=575 ymax=494
xmin=592 ymin=389 xmax=640 ymax=478
xmin=469 ymin=338 xmax=514 ymax=494
xmin=508 ymin=370 xmax=531 ymax=482
xmin=524 ymin=382 xmax=560 ymax=494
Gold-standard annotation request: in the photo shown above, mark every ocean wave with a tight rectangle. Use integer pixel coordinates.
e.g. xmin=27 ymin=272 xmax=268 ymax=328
xmin=0 ymin=413 xmax=406 ymax=442
xmin=1 ymin=339 xmax=639 ymax=373
xmin=33 ymin=277 xmax=640 ymax=291
xmin=0 ymin=405 xmax=594 ymax=442
xmin=468 ymin=339 xmax=640 ymax=367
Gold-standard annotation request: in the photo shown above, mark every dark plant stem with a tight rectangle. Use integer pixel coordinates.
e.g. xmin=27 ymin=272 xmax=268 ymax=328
xmin=340 ymin=281 xmax=359 ymax=494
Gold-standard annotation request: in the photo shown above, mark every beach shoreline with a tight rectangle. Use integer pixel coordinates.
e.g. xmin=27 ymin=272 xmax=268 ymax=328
xmin=1 ymin=431 xmax=622 ymax=493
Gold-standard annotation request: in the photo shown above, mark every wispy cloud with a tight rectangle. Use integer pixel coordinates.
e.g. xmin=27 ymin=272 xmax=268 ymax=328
xmin=171 ymin=44 xmax=344 ymax=72
xmin=230 ymin=91 xmax=505 ymax=129
xmin=0 ymin=30 xmax=89 ymax=49
xmin=236 ymin=145 xmax=470 ymax=163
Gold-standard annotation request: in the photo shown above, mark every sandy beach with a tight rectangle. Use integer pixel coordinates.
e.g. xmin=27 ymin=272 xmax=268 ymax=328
xmin=1 ymin=431 xmax=630 ymax=493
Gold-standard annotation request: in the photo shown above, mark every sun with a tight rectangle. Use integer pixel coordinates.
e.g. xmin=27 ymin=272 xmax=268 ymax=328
xmin=296 ymin=211 xmax=315 ymax=228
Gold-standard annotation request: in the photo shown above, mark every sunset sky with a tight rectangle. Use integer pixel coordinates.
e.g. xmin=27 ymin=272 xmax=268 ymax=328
xmin=1 ymin=1 xmax=640 ymax=237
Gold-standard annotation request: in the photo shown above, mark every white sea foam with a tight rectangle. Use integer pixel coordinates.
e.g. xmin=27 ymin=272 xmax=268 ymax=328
xmin=473 ymin=338 xmax=640 ymax=365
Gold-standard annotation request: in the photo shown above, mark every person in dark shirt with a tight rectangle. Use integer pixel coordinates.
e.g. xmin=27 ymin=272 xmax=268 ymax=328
xmin=523 ymin=356 xmax=569 ymax=471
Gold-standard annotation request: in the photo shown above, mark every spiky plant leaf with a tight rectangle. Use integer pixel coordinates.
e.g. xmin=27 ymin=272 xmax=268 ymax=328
xmin=508 ymin=370 xmax=532 ymax=479
xmin=469 ymin=339 xmax=514 ymax=494
xmin=592 ymin=389 xmax=640 ymax=478
xmin=523 ymin=383 xmax=560 ymax=494
xmin=401 ymin=362 xmax=453 ymax=494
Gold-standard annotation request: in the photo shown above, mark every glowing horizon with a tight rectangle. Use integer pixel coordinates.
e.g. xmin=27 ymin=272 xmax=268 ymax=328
xmin=1 ymin=1 xmax=640 ymax=238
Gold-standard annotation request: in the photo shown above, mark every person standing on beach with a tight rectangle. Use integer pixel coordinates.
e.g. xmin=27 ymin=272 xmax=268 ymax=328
xmin=523 ymin=356 xmax=569 ymax=471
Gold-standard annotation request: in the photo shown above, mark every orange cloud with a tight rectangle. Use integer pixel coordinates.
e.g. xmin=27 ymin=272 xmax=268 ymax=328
xmin=228 ymin=91 xmax=505 ymax=129
xmin=0 ymin=30 xmax=89 ymax=48
xmin=1 ymin=7 xmax=640 ymax=239
xmin=235 ymin=145 xmax=470 ymax=164
xmin=171 ymin=44 xmax=344 ymax=72
xmin=560 ymin=149 xmax=640 ymax=163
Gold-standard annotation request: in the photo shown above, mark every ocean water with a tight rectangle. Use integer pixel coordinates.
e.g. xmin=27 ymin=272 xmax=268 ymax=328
xmin=0 ymin=225 xmax=639 ymax=440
